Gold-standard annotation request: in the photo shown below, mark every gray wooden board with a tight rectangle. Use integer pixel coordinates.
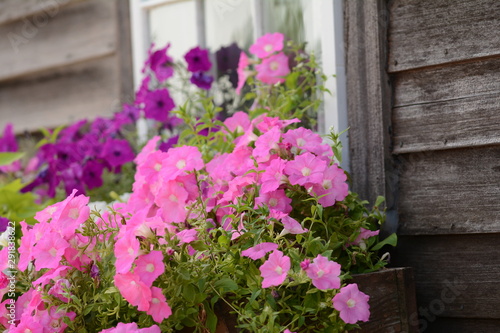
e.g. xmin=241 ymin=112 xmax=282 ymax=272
xmin=352 ymin=268 xmax=419 ymax=333
xmin=0 ymin=56 xmax=119 ymax=132
xmin=388 ymin=0 xmax=500 ymax=72
xmin=396 ymin=146 xmax=500 ymax=235
xmin=393 ymin=92 xmax=500 ymax=154
xmin=345 ymin=0 xmax=394 ymax=207
xmin=0 ymin=0 xmax=116 ymax=82
xmin=0 ymin=0 xmax=84 ymax=26
xmin=392 ymin=234 xmax=500 ymax=319
xmin=426 ymin=317 xmax=500 ymax=333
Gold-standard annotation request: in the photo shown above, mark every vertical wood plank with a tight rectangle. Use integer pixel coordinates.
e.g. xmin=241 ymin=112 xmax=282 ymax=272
xmin=115 ymin=0 xmax=134 ymax=106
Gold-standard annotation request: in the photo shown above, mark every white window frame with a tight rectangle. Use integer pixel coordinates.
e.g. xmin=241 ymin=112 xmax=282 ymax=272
xmin=129 ymin=0 xmax=349 ymax=172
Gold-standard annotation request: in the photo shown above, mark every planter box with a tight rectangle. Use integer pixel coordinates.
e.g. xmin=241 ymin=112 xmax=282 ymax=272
xmin=352 ymin=267 xmax=418 ymax=333
xmin=210 ymin=267 xmax=418 ymax=333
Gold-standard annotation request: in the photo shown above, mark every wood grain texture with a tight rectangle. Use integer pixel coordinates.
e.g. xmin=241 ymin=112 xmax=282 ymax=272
xmin=388 ymin=0 xmax=500 ymax=72
xmin=353 ymin=268 xmax=419 ymax=333
xmin=393 ymin=92 xmax=500 ymax=154
xmin=115 ymin=0 xmax=134 ymax=105
xmin=0 ymin=0 xmax=116 ymax=82
xmin=396 ymin=146 xmax=500 ymax=235
xmin=392 ymin=234 xmax=500 ymax=319
xmin=0 ymin=0 xmax=84 ymax=26
xmin=345 ymin=0 xmax=395 ymax=210
xmin=0 ymin=56 xmax=119 ymax=132
xmin=426 ymin=317 xmax=500 ymax=333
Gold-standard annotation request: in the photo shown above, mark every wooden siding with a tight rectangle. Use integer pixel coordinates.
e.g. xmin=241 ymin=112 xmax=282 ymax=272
xmin=0 ymin=0 xmax=133 ymax=132
xmin=347 ymin=0 xmax=500 ymax=331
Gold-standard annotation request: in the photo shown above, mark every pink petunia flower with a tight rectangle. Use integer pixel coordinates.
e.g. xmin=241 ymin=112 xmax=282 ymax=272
xmin=255 ymin=52 xmax=290 ymax=85
xmin=255 ymin=189 xmax=292 ymax=214
xmin=114 ymin=230 xmax=140 ymax=274
xmin=260 ymin=158 xmax=288 ymax=193
xmin=304 ymin=255 xmax=341 ymax=290
xmin=259 ymin=250 xmax=290 ymax=288
xmin=311 ymin=164 xmax=348 ymax=207
xmin=249 ymin=32 xmax=284 ymax=59
xmin=147 ymin=287 xmax=172 ymax=323
xmin=114 ymin=272 xmax=152 ymax=311
xmin=284 ymin=153 xmax=327 ymax=186
xmin=284 ymin=330 xmax=296 ymax=333
xmin=349 ymin=228 xmax=380 ymax=250
xmin=40 ymin=306 xmax=76 ymax=332
xmin=98 ymin=322 xmax=161 ymax=333
xmin=175 ymin=229 xmax=198 ymax=244
xmin=32 ymin=233 xmax=69 ymax=271
xmin=242 ymin=242 xmax=279 ymax=260
xmin=154 ymin=180 xmax=189 ymax=223
xmin=159 ymin=146 xmax=204 ymax=182
xmin=253 ymin=126 xmax=281 ymax=163
xmin=283 ymin=127 xmax=323 ymax=155
xmin=236 ymin=52 xmax=250 ymax=95
xmin=134 ymin=251 xmax=165 ymax=287
xmin=332 ymin=283 xmax=370 ymax=324
xmin=280 ymin=215 xmax=308 ymax=235
xmin=223 ymin=111 xmax=251 ymax=135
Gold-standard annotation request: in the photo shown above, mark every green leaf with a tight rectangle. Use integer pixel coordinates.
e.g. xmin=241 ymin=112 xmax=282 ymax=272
xmin=182 ymin=284 xmax=197 ymax=303
xmin=214 ymin=277 xmax=238 ymax=292
xmin=374 ymin=196 xmax=385 ymax=208
xmin=371 ymin=233 xmax=398 ymax=251
xmin=0 ymin=152 xmax=24 ymax=166
xmin=204 ymin=302 xmax=218 ymax=333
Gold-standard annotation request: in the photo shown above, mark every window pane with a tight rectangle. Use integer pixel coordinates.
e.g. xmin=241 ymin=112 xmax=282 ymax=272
xmin=148 ymin=1 xmax=198 ymax=60
xmin=204 ymin=0 xmax=254 ymax=51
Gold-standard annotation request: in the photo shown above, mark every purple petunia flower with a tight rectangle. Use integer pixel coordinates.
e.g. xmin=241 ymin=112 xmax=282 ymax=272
xmin=143 ymin=89 xmax=175 ymax=123
xmin=148 ymin=44 xmax=175 ymax=82
xmin=158 ymin=136 xmax=179 ymax=153
xmin=190 ymin=72 xmax=214 ymax=90
xmin=100 ymin=139 xmax=135 ymax=169
xmin=184 ymin=46 xmax=212 ymax=72
xmin=82 ymin=160 xmax=105 ymax=190
xmin=0 ymin=216 xmax=8 ymax=233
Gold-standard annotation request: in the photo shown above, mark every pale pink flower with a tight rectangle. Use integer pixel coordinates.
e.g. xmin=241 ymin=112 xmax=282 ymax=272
xmin=159 ymin=146 xmax=204 ymax=181
xmin=332 ymin=283 xmax=370 ymax=324
xmin=223 ymin=174 xmax=257 ymax=203
xmin=114 ymin=272 xmax=152 ymax=311
xmin=33 ymin=233 xmax=69 ymax=271
xmin=249 ymin=32 xmax=284 ymax=58
xmin=260 ymin=158 xmax=288 ymax=193
xmin=259 ymin=250 xmax=290 ymax=288
xmin=135 ymin=135 xmax=161 ymax=165
xmin=255 ymin=52 xmax=290 ymax=84
xmin=284 ymin=153 xmax=326 ymax=186
xmin=283 ymin=127 xmax=323 ymax=155
xmin=236 ymin=52 xmax=250 ymax=95
xmin=147 ymin=287 xmax=172 ymax=323
xmin=114 ymin=230 xmax=140 ymax=274
xmin=304 ymin=255 xmax=341 ymax=290
xmin=99 ymin=322 xmax=161 ymax=333
xmin=40 ymin=307 xmax=76 ymax=333
xmin=311 ymin=164 xmax=348 ymax=207
xmin=242 ymin=242 xmax=279 ymax=260
xmin=51 ymin=189 xmax=90 ymax=240
xmin=223 ymin=111 xmax=251 ymax=135
xmin=284 ymin=330 xmax=296 ymax=333
xmin=253 ymin=126 xmax=281 ymax=163
xmin=175 ymin=229 xmax=198 ymax=244
xmin=154 ymin=180 xmax=189 ymax=223
xmin=32 ymin=266 xmax=70 ymax=287
xmin=254 ymin=115 xmax=300 ymax=133
xmin=280 ymin=215 xmax=308 ymax=235
xmin=134 ymin=251 xmax=165 ymax=287
xmin=255 ymin=189 xmax=292 ymax=214
xmin=137 ymin=150 xmax=168 ymax=184
xmin=349 ymin=228 xmax=380 ymax=249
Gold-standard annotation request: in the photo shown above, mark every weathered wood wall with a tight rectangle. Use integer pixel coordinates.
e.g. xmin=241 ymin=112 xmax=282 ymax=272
xmin=346 ymin=0 xmax=500 ymax=331
xmin=0 ymin=0 xmax=133 ymax=132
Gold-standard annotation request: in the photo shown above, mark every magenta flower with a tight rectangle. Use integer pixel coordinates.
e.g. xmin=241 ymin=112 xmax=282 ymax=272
xmin=82 ymin=160 xmax=105 ymax=190
xmin=134 ymin=251 xmax=165 ymax=287
xmin=100 ymin=139 xmax=135 ymax=169
xmin=249 ymin=32 xmax=284 ymax=59
xmin=190 ymin=71 xmax=214 ymax=90
xmin=236 ymin=51 xmax=250 ymax=95
xmin=259 ymin=250 xmax=290 ymax=288
xmin=260 ymin=158 xmax=288 ymax=193
xmin=143 ymin=88 xmax=175 ymax=123
xmin=332 ymin=283 xmax=370 ymax=324
xmin=32 ymin=233 xmax=69 ymax=271
xmin=242 ymin=242 xmax=279 ymax=260
xmin=99 ymin=322 xmax=161 ymax=333
xmin=159 ymin=146 xmax=204 ymax=181
xmin=253 ymin=126 xmax=281 ymax=163
xmin=184 ymin=46 xmax=212 ymax=72
xmin=304 ymin=255 xmax=341 ymax=290
xmin=283 ymin=127 xmax=323 ymax=154
xmin=311 ymin=164 xmax=348 ymax=207
xmin=148 ymin=44 xmax=174 ymax=82
xmin=284 ymin=152 xmax=327 ymax=186
xmin=255 ymin=52 xmax=290 ymax=84
xmin=114 ymin=271 xmax=152 ymax=311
